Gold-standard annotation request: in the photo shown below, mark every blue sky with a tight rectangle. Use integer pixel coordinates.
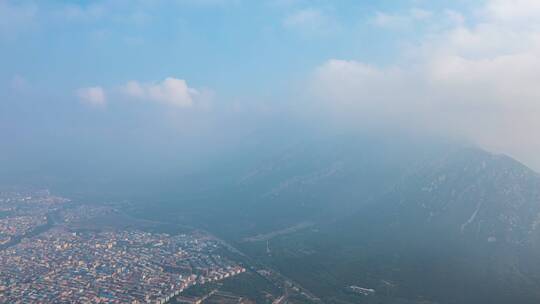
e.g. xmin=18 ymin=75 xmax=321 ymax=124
xmin=1 ymin=0 xmax=474 ymax=97
xmin=3 ymin=0 xmax=540 ymax=174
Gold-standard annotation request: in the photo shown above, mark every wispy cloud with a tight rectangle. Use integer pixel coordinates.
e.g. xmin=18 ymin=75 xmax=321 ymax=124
xmin=77 ymin=86 xmax=107 ymax=108
xmin=122 ymin=77 xmax=204 ymax=108
xmin=283 ymin=8 xmax=337 ymax=36
xmin=371 ymin=8 xmax=433 ymax=30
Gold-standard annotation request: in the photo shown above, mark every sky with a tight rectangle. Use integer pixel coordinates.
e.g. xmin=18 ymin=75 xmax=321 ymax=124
xmin=2 ymin=0 xmax=540 ymax=179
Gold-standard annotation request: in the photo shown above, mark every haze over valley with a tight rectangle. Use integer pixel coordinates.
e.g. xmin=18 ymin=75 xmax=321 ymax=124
xmin=2 ymin=0 xmax=540 ymax=303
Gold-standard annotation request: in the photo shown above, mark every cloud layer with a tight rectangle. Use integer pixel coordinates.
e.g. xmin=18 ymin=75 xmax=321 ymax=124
xmin=310 ymin=0 xmax=540 ymax=169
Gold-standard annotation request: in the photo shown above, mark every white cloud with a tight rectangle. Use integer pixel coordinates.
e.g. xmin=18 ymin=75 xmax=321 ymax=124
xmin=122 ymin=77 xmax=200 ymax=108
xmin=311 ymin=0 xmax=540 ymax=169
xmin=371 ymin=12 xmax=407 ymax=29
xmin=485 ymin=0 xmax=540 ymax=22
xmin=371 ymin=8 xmax=433 ymax=29
xmin=410 ymin=8 xmax=433 ymax=20
xmin=77 ymin=86 xmax=107 ymax=107
xmin=283 ymin=8 xmax=336 ymax=36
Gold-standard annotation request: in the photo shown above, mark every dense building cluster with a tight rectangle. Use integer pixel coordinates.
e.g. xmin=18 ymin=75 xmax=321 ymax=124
xmin=60 ymin=205 xmax=118 ymax=224
xmin=0 ymin=190 xmax=68 ymax=246
xmin=0 ymin=190 xmax=245 ymax=304
xmin=0 ymin=215 xmax=46 ymax=244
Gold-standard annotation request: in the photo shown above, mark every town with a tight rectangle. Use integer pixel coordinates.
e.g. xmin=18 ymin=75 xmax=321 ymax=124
xmin=0 ymin=190 xmax=245 ymax=304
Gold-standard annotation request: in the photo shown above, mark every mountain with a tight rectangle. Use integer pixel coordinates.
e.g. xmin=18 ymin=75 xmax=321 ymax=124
xmin=250 ymin=147 xmax=540 ymax=304
xmin=134 ymin=131 xmax=455 ymax=239
xmin=129 ymin=131 xmax=540 ymax=303
xmin=364 ymin=148 xmax=540 ymax=247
